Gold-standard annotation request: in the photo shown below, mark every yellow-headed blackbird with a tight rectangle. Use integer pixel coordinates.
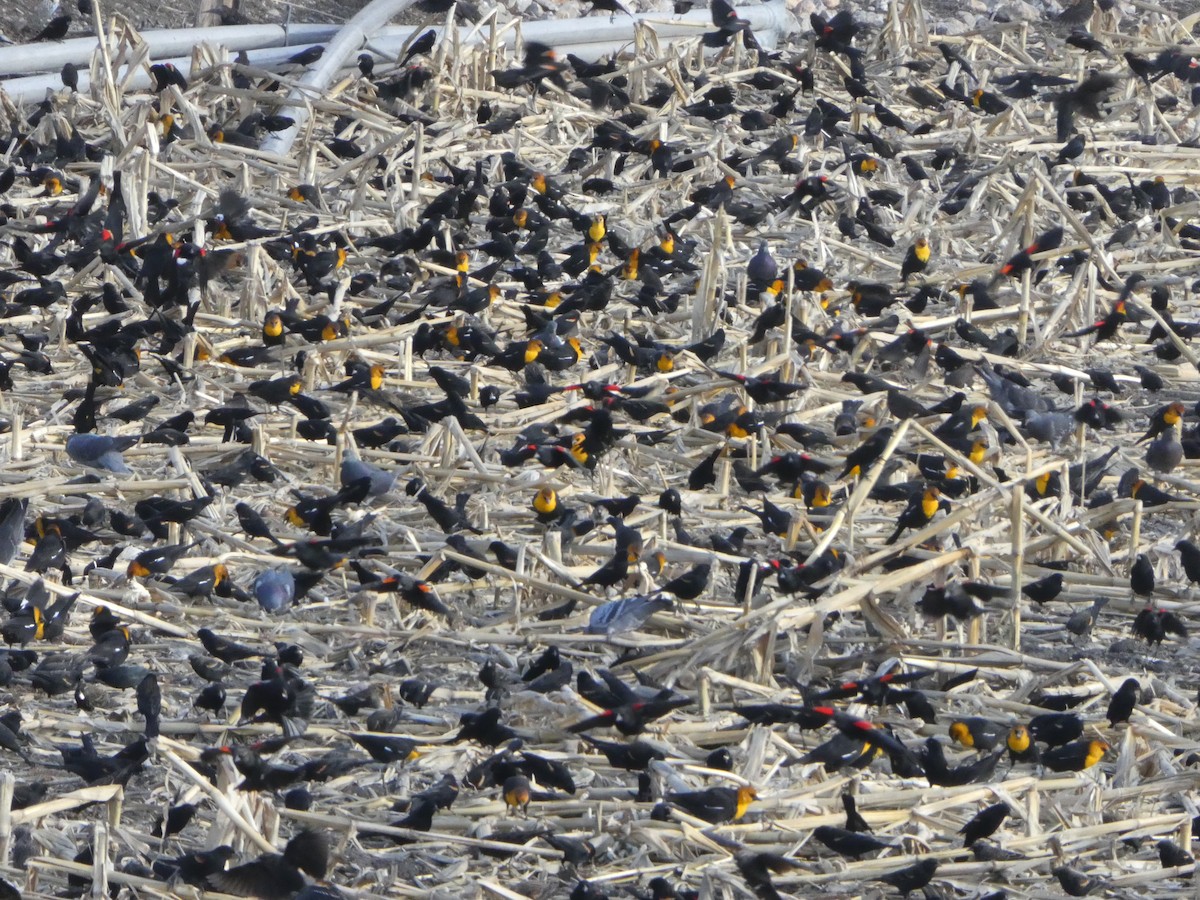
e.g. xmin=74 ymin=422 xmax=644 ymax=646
xmin=502 ymin=774 xmax=531 ymax=815
xmin=1137 ymin=401 xmax=1186 ymax=443
xmin=886 ymin=485 xmax=944 ymax=544
xmin=1 ymin=606 xmax=44 ymax=646
xmin=127 ymin=542 xmax=198 ymax=578
xmin=1043 ymin=738 xmax=1108 ymax=772
xmin=170 ymin=563 xmax=230 ymax=599
xmin=1006 ymin=725 xmax=1039 ymax=763
xmin=1130 ymin=478 xmax=1181 ymax=507
xmin=948 ymin=718 xmax=1003 ymax=752
xmin=87 ymin=625 xmax=131 ymax=667
xmin=532 ymin=487 xmax=560 ymax=523
xmin=839 ymin=427 xmax=894 ymax=479
xmin=666 ymin=785 xmax=756 ymax=824
xmin=900 ymin=237 xmax=931 ymax=281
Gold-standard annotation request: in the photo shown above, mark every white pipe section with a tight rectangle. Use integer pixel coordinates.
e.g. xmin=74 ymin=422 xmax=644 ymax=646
xmin=0 ymin=2 xmax=797 ymax=116
xmin=0 ymin=23 xmax=336 ymax=78
xmin=259 ymin=0 xmax=420 ymax=157
xmin=260 ymin=0 xmax=796 ymax=156
xmin=0 ymin=41 xmax=342 ymax=104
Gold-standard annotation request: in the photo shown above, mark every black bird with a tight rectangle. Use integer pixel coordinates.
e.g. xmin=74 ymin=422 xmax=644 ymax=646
xmin=1131 ymin=554 xmax=1155 ymax=596
xmin=208 ymin=831 xmax=328 ymax=900
xmin=735 ymin=852 xmax=797 ymax=900
xmin=1178 ymin=539 xmax=1200 ymax=584
xmin=876 ymin=858 xmax=937 ymax=896
xmin=843 ymin=792 xmax=871 ymax=832
xmin=959 ymin=803 xmax=1009 ymax=846
xmin=1158 ymin=838 xmax=1193 ymax=870
xmin=812 ymin=824 xmax=893 ymax=858
xmin=33 ymin=15 xmax=71 ymax=41
xmin=137 ymin=673 xmax=161 ymax=738
xmin=1106 ymin=677 xmax=1138 ymax=725
xmin=1053 ymin=865 xmax=1104 ymax=896
xmin=1022 ymin=573 xmax=1063 ymax=604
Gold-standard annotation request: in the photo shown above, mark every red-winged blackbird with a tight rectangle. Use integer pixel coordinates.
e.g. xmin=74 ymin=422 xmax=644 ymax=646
xmin=1021 ymin=572 xmax=1064 ymax=604
xmin=567 ymin=687 xmax=690 ymax=735
xmin=656 ymin=564 xmax=711 ymax=600
xmin=1132 ymin=606 xmax=1188 ymax=644
xmin=1053 ymin=865 xmax=1105 ymax=896
xmin=351 ymin=569 xmax=451 ymax=617
xmin=1157 ymin=838 xmax=1193 ymax=870
xmin=998 ymin=225 xmax=1063 ymax=277
xmin=198 ymin=627 xmax=261 ymax=663
xmin=455 ymin=707 xmax=518 ymax=746
xmin=1029 ymin=712 xmax=1083 ymax=747
xmin=1062 ymin=297 xmax=1127 ymax=342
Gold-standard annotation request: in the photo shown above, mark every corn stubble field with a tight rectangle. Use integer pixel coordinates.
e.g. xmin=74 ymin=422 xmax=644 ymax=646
xmin=0 ymin=0 xmax=1198 ymax=899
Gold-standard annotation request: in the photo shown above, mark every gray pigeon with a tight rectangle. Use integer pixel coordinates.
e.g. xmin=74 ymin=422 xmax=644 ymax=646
xmin=65 ymin=433 xmax=137 ymax=474
xmin=253 ymin=567 xmax=295 ymax=613
xmin=341 ymin=457 xmax=395 ymax=496
xmin=0 ymin=498 xmax=27 ymax=565
xmin=587 ymin=595 xmax=672 ymax=636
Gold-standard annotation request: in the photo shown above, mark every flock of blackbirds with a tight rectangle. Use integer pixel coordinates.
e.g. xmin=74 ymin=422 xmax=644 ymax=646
xmin=0 ymin=0 xmax=1197 ymax=897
